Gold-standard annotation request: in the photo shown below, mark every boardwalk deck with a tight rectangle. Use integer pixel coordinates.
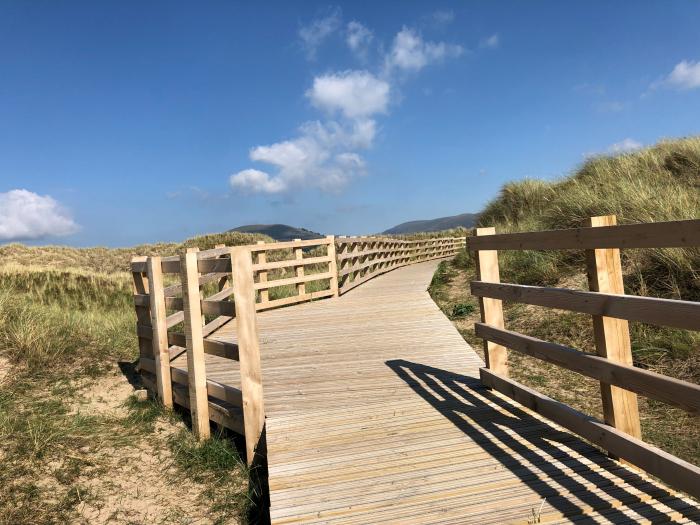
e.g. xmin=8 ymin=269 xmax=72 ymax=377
xmin=169 ymin=260 xmax=699 ymax=524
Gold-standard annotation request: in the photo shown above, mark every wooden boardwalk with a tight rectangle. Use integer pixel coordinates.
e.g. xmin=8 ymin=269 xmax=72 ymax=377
xmin=168 ymin=260 xmax=699 ymax=524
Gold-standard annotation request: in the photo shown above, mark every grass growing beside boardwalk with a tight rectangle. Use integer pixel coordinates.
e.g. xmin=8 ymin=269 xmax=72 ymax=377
xmin=0 ymin=231 xmax=269 ymax=524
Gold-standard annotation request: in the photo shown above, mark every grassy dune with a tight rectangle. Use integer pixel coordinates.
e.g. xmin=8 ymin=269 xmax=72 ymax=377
xmin=431 ymin=137 xmax=700 ymax=465
xmin=0 ymin=232 xmax=270 ymax=524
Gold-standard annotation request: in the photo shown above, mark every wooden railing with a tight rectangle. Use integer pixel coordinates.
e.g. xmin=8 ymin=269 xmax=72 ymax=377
xmin=130 ymin=233 xmax=464 ymax=463
xmin=336 ymin=236 xmax=466 ymax=294
xmin=468 ymin=216 xmax=700 ymax=499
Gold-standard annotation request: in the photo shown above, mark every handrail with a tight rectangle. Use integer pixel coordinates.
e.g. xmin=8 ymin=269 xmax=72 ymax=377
xmin=130 ymin=232 xmax=466 ymax=466
xmin=468 ymin=216 xmax=700 ymax=499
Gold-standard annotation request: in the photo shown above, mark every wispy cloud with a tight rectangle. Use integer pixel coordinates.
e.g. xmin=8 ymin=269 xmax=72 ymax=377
xmin=346 ymin=21 xmax=373 ymax=60
xmin=385 ymin=27 xmax=464 ymax=73
xmin=431 ymin=9 xmax=455 ymax=26
xmin=658 ymin=60 xmax=700 ymax=90
xmin=479 ymin=33 xmax=499 ymax=49
xmin=299 ymin=7 xmax=341 ymax=60
xmin=608 ymin=138 xmax=642 ymax=153
xmin=0 ymin=189 xmax=79 ymax=241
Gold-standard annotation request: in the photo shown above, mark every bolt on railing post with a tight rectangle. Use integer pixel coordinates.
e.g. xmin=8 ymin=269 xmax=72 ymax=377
xmin=230 ymin=246 xmax=266 ymax=465
xmin=473 ymin=227 xmax=508 ymax=376
xmin=585 ymin=215 xmax=641 ymax=440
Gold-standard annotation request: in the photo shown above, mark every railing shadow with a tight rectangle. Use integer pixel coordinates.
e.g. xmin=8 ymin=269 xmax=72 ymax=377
xmin=386 ymin=359 xmax=695 ymax=523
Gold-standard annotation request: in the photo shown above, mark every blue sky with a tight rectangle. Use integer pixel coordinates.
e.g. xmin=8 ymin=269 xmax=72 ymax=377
xmin=1 ymin=1 xmax=699 ymax=246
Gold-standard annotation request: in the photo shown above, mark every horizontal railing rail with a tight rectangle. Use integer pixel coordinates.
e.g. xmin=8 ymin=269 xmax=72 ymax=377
xmin=131 ymin=232 xmax=465 ymax=466
xmin=468 ymin=216 xmax=700 ymax=499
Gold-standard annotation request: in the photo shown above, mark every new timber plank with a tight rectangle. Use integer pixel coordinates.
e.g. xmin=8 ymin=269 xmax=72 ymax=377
xmin=167 ymin=259 xmax=699 ymax=523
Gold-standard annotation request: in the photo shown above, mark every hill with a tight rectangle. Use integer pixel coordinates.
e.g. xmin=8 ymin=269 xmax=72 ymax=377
xmin=383 ymin=212 xmax=479 ymax=234
xmin=229 ymin=224 xmax=323 ymax=242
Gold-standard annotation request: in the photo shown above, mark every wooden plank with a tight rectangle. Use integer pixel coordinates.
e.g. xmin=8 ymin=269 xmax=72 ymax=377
xmin=470 ymin=281 xmax=700 ymax=331
xmin=256 ymin=289 xmax=335 ymax=312
xmin=586 ymin=215 xmax=641 ymax=439
xmin=294 ymin=239 xmax=306 ymax=296
xmin=480 ymin=368 xmax=700 ymax=500
xmin=130 ymin=256 xmax=154 ymax=360
xmin=468 ymin=218 xmax=700 ymax=251
xmin=254 ymin=271 xmax=334 ymax=290
xmin=146 ymin=256 xmax=173 ymax=407
xmin=327 ymin=235 xmax=339 ymax=297
xmin=256 ymin=240 xmax=269 ymax=304
xmin=180 ymin=250 xmax=211 ymax=440
xmin=473 ymin=227 xmax=508 ymax=376
xmin=136 ymin=324 xmax=239 ymax=360
xmin=231 ymin=246 xmax=265 ymax=465
xmin=253 ymin=255 xmax=331 ymax=272
xmin=250 ymin=238 xmax=331 ymax=252
xmin=475 ymin=323 xmax=700 ymax=414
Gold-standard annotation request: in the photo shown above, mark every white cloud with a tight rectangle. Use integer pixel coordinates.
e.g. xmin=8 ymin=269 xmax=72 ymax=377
xmin=230 ymin=118 xmax=373 ymax=194
xmin=346 ymin=21 xmax=373 ymax=59
xmin=479 ymin=33 xmax=499 ymax=49
xmin=0 ymin=189 xmax=79 ymax=241
xmin=307 ymin=70 xmax=390 ymax=119
xmin=431 ymin=10 xmax=455 ymax=25
xmin=663 ymin=60 xmax=700 ymax=90
xmin=299 ymin=7 xmax=341 ymax=60
xmin=386 ymin=27 xmax=464 ymax=72
xmin=608 ymin=138 xmax=642 ymax=153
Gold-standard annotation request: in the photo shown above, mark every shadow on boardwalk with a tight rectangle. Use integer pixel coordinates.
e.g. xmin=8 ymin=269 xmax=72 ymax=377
xmin=387 ymin=359 xmax=695 ymax=523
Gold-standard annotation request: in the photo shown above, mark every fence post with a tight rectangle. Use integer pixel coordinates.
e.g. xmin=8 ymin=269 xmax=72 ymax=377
xmin=473 ymin=227 xmax=508 ymax=376
xmin=327 ymin=235 xmax=340 ymax=297
xmin=131 ymin=256 xmax=153 ymax=365
xmin=180 ymin=251 xmax=211 ymax=440
xmin=231 ymin=246 xmax=266 ymax=465
xmin=293 ymin=239 xmax=305 ymax=296
xmin=146 ymin=256 xmax=173 ymax=407
xmin=585 ymin=215 xmax=641 ymax=439
xmin=256 ymin=240 xmax=268 ymax=304
xmin=215 ymin=243 xmax=229 ymax=291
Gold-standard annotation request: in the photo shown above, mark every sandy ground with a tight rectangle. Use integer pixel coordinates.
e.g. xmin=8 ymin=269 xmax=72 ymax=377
xmin=68 ymin=371 xmax=236 ymax=524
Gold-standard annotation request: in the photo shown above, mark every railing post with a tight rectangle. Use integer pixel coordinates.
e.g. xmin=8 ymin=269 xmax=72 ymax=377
xmin=146 ymin=256 xmax=173 ymax=407
xmin=327 ymin=235 xmax=340 ymax=297
xmin=473 ymin=227 xmax=508 ymax=376
xmin=585 ymin=215 xmax=641 ymax=439
xmin=180 ymin=250 xmax=211 ymax=440
xmin=215 ymin=243 xmax=229 ymax=291
xmin=293 ymin=239 xmax=305 ymax=296
xmin=256 ymin=240 xmax=269 ymax=304
xmin=131 ymin=256 xmax=154 ymax=367
xmin=231 ymin=246 xmax=266 ymax=465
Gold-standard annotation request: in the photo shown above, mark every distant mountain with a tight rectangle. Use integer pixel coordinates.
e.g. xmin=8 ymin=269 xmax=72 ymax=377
xmin=382 ymin=213 xmax=479 ymax=235
xmin=229 ymin=224 xmax=324 ymax=242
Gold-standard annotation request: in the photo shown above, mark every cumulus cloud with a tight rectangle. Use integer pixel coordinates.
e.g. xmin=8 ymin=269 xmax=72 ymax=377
xmin=608 ymin=138 xmax=642 ymax=153
xmin=232 ymin=22 xmax=465 ymax=194
xmin=299 ymin=7 xmax=341 ymax=60
xmin=307 ymin=70 xmax=390 ymax=118
xmin=346 ymin=21 xmax=373 ymax=59
xmin=386 ymin=27 xmax=464 ymax=72
xmin=230 ymin=119 xmax=372 ymax=193
xmin=661 ymin=60 xmax=700 ymax=90
xmin=479 ymin=33 xmax=499 ymax=49
xmin=0 ymin=189 xmax=79 ymax=241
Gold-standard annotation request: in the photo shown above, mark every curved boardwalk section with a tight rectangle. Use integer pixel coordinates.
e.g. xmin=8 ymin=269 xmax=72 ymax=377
xmin=170 ymin=260 xmax=698 ymax=524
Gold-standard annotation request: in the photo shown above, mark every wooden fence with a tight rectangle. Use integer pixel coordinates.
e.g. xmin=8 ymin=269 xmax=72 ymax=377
xmin=130 ymin=233 xmax=464 ymax=464
xmin=468 ymin=216 xmax=700 ymax=499
xmin=336 ymin=236 xmax=466 ymax=294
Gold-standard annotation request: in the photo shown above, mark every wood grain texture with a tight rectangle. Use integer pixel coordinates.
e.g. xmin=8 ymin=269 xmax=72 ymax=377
xmin=470 ymin=281 xmax=700 ymax=331
xmin=161 ymin=261 xmax=696 ymax=523
xmin=468 ymin=218 xmax=700 ymax=251
xmin=473 ymin=227 xmax=508 ymax=376
xmin=231 ymin=246 xmax=266 ymax=465
xmin=180 ymin=250 xmax=211 ymax=440
xmin=586 ymin=215 xmax=641 ymax=439
xmin=146 ymin=256 xmax=173 ymax=407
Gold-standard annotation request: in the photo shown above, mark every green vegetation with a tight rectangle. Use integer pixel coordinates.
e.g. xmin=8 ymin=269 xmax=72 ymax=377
xmin=0 ymin=231 xmax=267 ymax=524
xmin=431 ymin=136 xmax=700 ymax=465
